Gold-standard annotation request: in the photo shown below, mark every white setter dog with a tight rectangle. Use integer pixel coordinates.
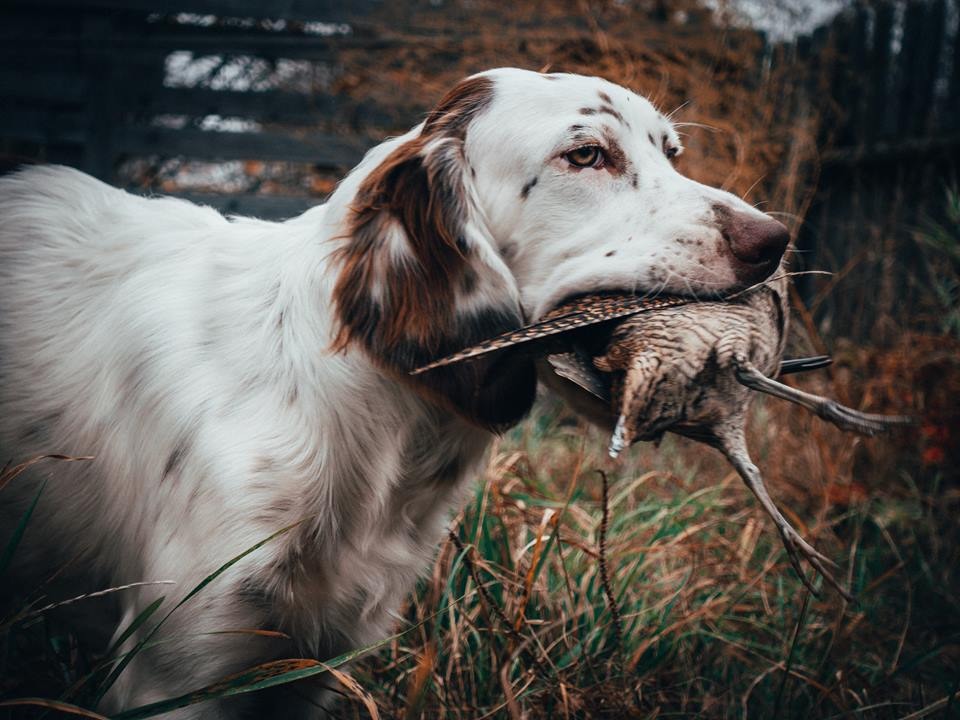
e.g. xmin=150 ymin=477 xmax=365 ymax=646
xmin=0 ymin=68 xmax=787 ymax=716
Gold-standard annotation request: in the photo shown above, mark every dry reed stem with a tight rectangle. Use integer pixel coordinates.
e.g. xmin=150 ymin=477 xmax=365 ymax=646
xmin=595 ymin=470 xmax=624 ymax=676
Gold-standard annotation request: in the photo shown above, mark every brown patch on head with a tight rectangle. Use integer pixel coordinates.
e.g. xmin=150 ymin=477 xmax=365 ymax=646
xmin=600 ymin=126 xmax=628 ymax=177
xmin=422 ymin=75 xmax=495 ymax=139
xmin=598 ymin=105 xmax=626 ymax=125
xmin=332 ymin=75 xmax=536 ymax=430
xmin=460 ymin=266 xmax=478 ymax=294
xmin=334 ymin=76 xmax=494 ymax=357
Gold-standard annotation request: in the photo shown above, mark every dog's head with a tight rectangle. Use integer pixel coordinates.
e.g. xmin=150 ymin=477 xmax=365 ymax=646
xmin=330 ymin=68 xmax=788 ymax=429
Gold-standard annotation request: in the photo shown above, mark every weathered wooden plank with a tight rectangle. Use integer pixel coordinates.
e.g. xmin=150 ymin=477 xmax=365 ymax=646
xmin=114 ymin=126 xmax=371 ymax=167
xmin=808 ymin=25 xmax=831 ymax=145
xmin=949 ymin=2 xmax=960 ymax=130
xmin=826 ymin=10 xmax=855 ymax=147
xmin=138 ymin=88 xmax=405 ymax=128
xmin=820 ymin=132 xmax=960 ymax=166
xmin=6 ymin=0 xmax=378 ymax=24
xmin=82 ymin=13 xmax=119 ymax=180
xmin=0 ymin=36 xmax=402 ymax=64
xmin=909 ymin=0 xmax=947 ymax=136
xmin=845 ymin=6 xmax=870 ymax=146
xmin=139 ymin=190 xmax=321 ymax=220
xmin=0 ymin=71 xmax=88 ymax=104
xmin=895 ymin=2 xmax=925 ymax=138
xmin=0 ymin=112 xmax=374 ymax=170
xmin=0 ymin=109 xmax=87 ymax=145
xmin=867 ymin=1 xmax=895 ymax=142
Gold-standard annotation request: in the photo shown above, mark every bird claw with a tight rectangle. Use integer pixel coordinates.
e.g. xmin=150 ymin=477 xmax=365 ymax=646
xmin=777 ymin=523 xmax=854 ymax=601
xmin=820 ymin=401 xmax=913 ymax=436
xmin=609 ymin=414 xmax=628 ymax=458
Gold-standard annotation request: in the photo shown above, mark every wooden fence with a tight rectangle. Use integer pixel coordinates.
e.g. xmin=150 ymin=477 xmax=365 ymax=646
xmin=2 ymin=0 xmax=957 ymax=339
xmin=1 ymin=0 xmax=393 ymax=218
xmin=778 ymin=0 xmax=960 ymax=339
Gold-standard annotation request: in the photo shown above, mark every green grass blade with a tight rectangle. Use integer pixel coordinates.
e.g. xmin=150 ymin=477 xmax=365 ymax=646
xmin=105 ymin=595 xmax=167 ymax=659
xmin=112 ymin=588 xmax=474 ymax=719
xmin=94 ymin=519 xmax=303 ymax=705
xmin=0 ymin=479 xmax=46 ymax=577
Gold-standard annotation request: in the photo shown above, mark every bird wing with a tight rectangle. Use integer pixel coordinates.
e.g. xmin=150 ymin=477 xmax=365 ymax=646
xmin=410 ymin=294 xmax=691 ymax=375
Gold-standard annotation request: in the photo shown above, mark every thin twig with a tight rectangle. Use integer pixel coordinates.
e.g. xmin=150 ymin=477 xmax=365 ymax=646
xmin=447 ymin=530 xmax=519 ymax=641
xmin=447 ymin=529 xmax=551 ymax=682
xmin=596 ymin=470 xmax=624 ymax=673
xmin=773 ymin=589 xmax=811 ymax=718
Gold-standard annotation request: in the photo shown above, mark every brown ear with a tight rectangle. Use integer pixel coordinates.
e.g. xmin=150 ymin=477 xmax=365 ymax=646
xmin=332 ymin=76 xmax=536 ymax=430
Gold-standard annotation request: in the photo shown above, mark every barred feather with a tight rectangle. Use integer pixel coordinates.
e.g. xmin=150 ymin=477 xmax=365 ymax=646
xmin=410 ymin=293 xmax=691 ymax=374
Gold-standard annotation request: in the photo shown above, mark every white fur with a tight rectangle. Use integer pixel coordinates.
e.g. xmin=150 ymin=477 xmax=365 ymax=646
xmin=0 ymin=68 xmax=778 ymax=717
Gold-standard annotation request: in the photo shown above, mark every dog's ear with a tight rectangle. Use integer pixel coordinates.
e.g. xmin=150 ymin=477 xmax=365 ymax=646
xmin=333 ymin=76 xmax=536 ymax=430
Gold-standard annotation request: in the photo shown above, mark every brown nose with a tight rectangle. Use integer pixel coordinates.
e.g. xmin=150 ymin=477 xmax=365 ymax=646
xmin=715 ymin=205 xmax=789 ymax=284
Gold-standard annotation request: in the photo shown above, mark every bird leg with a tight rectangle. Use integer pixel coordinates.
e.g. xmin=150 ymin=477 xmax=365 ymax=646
xmin=596 ymin=351 xmax=665 ymax=458
xmin=735 ymin=361 xmax=913 ymax=436
xmin=715 ymin=425 xmax=854 ymax=601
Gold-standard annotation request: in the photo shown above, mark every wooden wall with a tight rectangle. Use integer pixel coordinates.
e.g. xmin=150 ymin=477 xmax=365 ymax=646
xmin=780 ymin=0 xmax=959 ymax=339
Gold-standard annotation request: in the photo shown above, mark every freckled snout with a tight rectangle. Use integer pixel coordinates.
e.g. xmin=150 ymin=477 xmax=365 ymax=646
xmin=715 ymin=204 xmax=789 ymax=285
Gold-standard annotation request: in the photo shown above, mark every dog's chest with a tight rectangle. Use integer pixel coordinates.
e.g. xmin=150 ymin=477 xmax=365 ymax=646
xmin=268 ymin=401 xmax=491 ymax=651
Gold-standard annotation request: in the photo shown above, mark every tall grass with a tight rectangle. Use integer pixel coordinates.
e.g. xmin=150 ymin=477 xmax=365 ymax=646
xmin=1 ymin=349 xmax=958 ymax=718
xmin=347 ymin=387 xmax=958 ymax=719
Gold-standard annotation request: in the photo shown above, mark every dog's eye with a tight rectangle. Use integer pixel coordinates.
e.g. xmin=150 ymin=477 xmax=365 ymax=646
xmin=565 ymin=145 xmax=603 ymax=168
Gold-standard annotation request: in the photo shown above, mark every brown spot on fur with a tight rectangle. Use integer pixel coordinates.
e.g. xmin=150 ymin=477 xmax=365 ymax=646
xmin=605 ymin=250 xmax=616 ymax=257
xmin=598 ymin=91 xmax=613 ymax=104
xmin=631 ymin=172 xmax=639 ymax=189
xmin=579 ymin=107 xmax=597 ymax=115
xmin=253 ymin=456 xmax=276 ymax=473
xmin=598 ymin=105 xmax=625 ymax=124
xmin=600 ymin=127 xmax=628 ymax=176
xmin=163 ymin=435 xmax=191 ymax=480
xmin=520 ymin=176 xmax=538 ymax=199
xmin=461 ymin=266 xmax=478 ymax=294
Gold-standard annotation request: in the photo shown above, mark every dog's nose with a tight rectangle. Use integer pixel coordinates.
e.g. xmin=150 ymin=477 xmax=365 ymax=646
xmin=716 ymin=205 xmax=789 ymax=283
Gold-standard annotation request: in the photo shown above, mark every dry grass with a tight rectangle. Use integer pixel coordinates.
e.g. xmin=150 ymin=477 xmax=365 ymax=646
xmin=3 ymin=339 xmax=956 ymax=719
xmin=344 ymin=353 xmax=959 ymax=718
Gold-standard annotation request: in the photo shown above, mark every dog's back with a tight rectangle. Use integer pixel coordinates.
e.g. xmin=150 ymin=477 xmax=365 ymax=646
xmin=0 ymin=167 xmax=226 ymax=577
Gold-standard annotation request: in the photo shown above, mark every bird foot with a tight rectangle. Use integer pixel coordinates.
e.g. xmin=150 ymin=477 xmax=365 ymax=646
xmin=776 ymin=521 xmax=854 ymax=602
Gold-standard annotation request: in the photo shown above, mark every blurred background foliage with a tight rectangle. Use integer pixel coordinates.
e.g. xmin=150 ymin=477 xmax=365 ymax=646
xmin=1 ymin=0 xmax=959 ymax=717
